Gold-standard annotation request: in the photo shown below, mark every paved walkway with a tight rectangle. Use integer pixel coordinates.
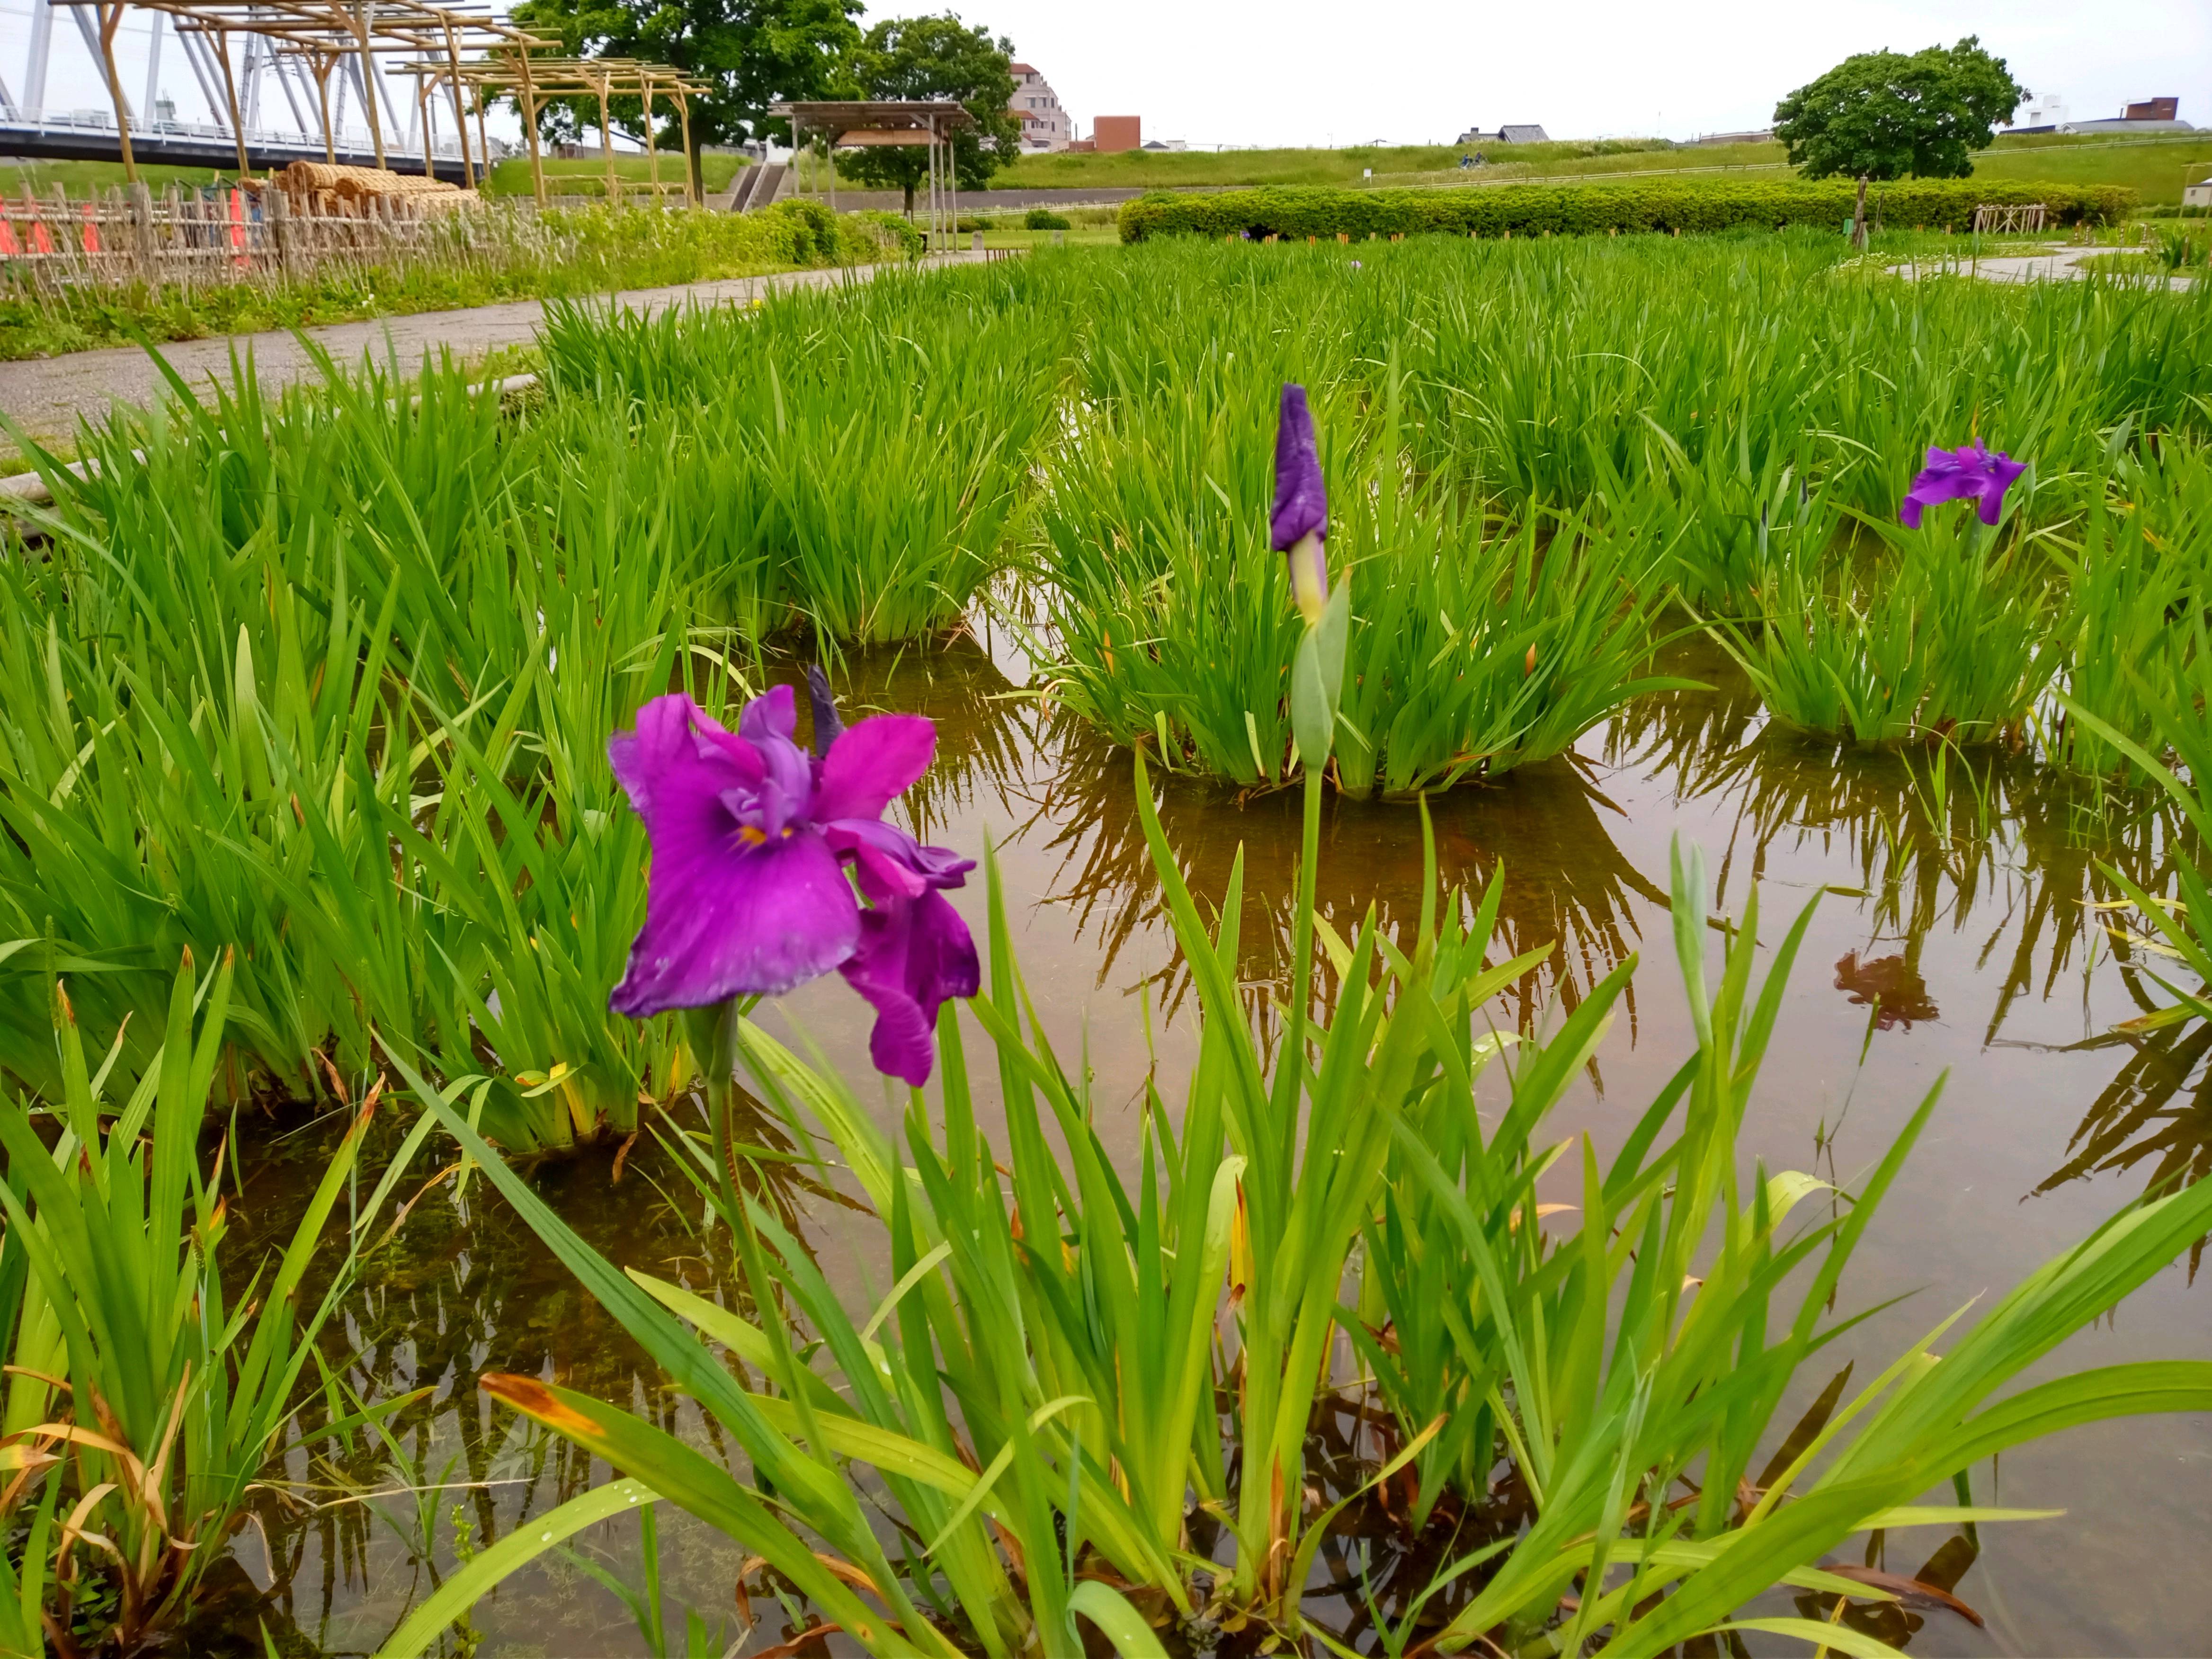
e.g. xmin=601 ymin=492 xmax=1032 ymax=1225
xmin=1887 ymin=244 xmax=2200 ymax=292
xmin=0 ymin=253 xmax=984 ymax=448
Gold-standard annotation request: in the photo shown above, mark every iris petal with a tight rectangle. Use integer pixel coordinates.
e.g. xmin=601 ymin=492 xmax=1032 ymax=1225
xmin=814 ymin=715 xmax=937 ymax=824
xmin=838 ymin=888 xmax=981 ymax=1087
xmin=824 ymin=817 xmax=976 ymax=891
xmin=611 ymin=827 xmax=859 ymax=1015
xmin=1900 ymin=441 xmax=2025 ymax=529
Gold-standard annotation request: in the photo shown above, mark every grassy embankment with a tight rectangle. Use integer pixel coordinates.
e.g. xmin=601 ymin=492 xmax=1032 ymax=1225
xmin=999 ymin=129 xmax=2212 ymax=205
xmin=17 ymin=128 xmax=2205 ymax=208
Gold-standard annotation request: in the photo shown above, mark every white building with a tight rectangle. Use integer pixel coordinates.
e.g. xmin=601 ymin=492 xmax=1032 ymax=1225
xmin=2185 ymin=177 xmax=2212 ymax=209
xmin=1009 ymin=63 xmax=1072 ymax=151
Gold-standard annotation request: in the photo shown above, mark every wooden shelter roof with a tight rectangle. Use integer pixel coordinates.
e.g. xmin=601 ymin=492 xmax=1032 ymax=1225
xmin=771 ymin=100 xmax=977 ymax=134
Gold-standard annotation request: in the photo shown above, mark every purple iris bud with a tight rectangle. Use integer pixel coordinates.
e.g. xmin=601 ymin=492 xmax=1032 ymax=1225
xmin=805 ymin=664 xmax=843 ymax=760
xmin=1899 ymin=440 xmax=2027 ymax=529
xmin=607 ymin=686 xmax=978 ymax=1086
xmin=1271 ymin=383 xmax=1329 ymax=624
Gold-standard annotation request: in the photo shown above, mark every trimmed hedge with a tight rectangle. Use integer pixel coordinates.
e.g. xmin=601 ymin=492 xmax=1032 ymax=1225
xmin=1117 ymin=178 xmax=2137 ymax=242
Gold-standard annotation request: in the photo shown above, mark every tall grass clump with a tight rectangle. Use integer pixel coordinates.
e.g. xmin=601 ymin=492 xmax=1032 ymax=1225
xmin=388 ymin=762 xmax=2212 ymax=1655
xmin=0 ymin=351 xmax=715 ymax=1131
xmin=0 ymin=959 xmax=427 ymax=1653
xmin=1026 ymin=236 xmax=2212 ymax=783
xmin=1720 ymin=505 xmax=2066 ymax=743
xmin=1039 ymin=344 xmax=1682 ymax=794
xmin=535 ymin=267 xmax=1065 ymax=643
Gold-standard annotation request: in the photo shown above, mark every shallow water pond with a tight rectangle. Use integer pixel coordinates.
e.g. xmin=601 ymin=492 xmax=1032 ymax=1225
xmin=220 ymin=632 xmax=2212 ymax=1657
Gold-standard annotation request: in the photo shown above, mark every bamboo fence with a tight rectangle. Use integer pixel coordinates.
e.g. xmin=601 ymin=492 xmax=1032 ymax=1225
xmin=0 ymin=176 xmax=560 ymax=293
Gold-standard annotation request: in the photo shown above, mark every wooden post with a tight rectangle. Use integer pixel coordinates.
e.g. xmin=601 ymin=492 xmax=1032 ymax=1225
xmin=442 ymin=18 xmax=473 ymax=188
xmin=598 ymin=76 xmax=617 ymax=204
xmin=128 ymin=179 xmax=155 ymax=282
xmin=416 ymin=71 xmax=434 ymax=178
xmin=268 ymin=184 xmax=299 ymax=280
xmin=350 ymin=6 xmax=387 ymax=169
xmin=515 ymin=53 xmax=548 ymax=207
xmin=474 ymin=86 xmax=491 ymax=189
xmin=313 ymin=55 xmax=339 ymax=164
xmin=641 ymin=72 xmax=660 ymax=204
xmin=214 ymin=29 xmax=252 ymax=182
xmin=95 ymin=3 xmax=138 ymax=184
xmin=676 ymin=88 xmax=696 ymax=205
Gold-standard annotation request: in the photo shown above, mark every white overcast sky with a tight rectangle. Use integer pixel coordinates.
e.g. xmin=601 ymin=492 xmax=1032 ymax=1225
xmin=948 ymin=0 xmax=2212 ymax=146
xmin=6 ymin=0 xmax=2208 ymax=150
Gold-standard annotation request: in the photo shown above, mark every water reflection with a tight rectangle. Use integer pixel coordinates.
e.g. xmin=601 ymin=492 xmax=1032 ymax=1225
xmin=1035 ymin=719 xmax=1667 ymax=1034
xmin=212 ymin=1099 xmax=806 ymax=1656
xmin=1834 ymin=947 xmax=1941 ymax=1030
xmin=2028 ymin=1018 xmax=2212 ymax=1275
xmin=1604 ymin=655 xmax=2194 ymax=1053
xmin=180 ymin=631 xmax=2212 ymax=1655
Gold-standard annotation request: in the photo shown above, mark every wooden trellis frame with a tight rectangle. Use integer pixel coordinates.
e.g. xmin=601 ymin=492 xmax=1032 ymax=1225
xmin=408 ymin=52 xmax=711 ymax=207
xmin=47 ymin=2 xmax=554 ymax=184
xmin=1972 ymin=202 xmax=2048 ymax=235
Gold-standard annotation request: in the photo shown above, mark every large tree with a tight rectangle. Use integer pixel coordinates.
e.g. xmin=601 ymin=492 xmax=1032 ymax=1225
xmin=830 ymin=13 xmax=1020 ymax=216
xmin=510 ymin=0 xmax=863 ymax=196
xmin=1773 ymin=37 xmax=2024 ymax=246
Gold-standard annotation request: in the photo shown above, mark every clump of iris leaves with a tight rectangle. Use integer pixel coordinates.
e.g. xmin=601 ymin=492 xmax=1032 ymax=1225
xmin=6 ymin=230 xmax=2212 ymax=1658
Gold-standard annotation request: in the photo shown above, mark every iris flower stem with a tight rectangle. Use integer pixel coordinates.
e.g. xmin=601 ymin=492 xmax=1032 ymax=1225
xmin=1288 ymin=766 xmax=1323 ymax=1122
xmin=695 ymin=1001 xmax=745 ymax=1232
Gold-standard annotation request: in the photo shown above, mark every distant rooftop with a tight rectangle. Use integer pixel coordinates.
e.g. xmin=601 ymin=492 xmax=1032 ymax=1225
xmin=1455 ymin=123 xmax=1550 ymax=145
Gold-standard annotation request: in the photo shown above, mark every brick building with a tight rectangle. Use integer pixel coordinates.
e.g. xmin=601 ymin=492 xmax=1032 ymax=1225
xmin=1093 ymin=115 xmax=1142 ymax=152
xmin=1010 ymin=63 xmax=1073 ymax=151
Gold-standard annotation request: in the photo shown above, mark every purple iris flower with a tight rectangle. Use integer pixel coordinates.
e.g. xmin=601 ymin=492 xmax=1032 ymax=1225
xmin=1899 ymin=440 xmax=2027 ymax=529
xmin=607 ymin=684 xmax=979 ymax=1087
xmin=1271 ymin=384 xmax=1329 ymax=624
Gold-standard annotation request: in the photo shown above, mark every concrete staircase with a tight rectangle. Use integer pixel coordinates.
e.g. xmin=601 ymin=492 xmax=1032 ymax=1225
xmin=728 ymin=162 xmax=791 ymax=213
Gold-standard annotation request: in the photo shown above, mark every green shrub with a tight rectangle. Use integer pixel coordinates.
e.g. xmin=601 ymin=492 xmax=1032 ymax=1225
xmin=851 ymin=206 xmax=926 ymax=259
xmin=1024 ymin=207 xmax=1072 ymax=230
xmin=1118 ymin=177 xmax=2137 ymax=241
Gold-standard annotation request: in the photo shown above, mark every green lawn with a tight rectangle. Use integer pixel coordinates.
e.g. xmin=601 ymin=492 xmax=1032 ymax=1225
xmin=481 ymin=152 xmax=749 ymax=198
xmin=0 ymin=160 xmax=252 ymax=196
xmin=972 ymin=225 xmax=1121 ymax=249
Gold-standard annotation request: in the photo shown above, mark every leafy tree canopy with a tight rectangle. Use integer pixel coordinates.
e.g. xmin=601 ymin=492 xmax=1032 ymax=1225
xmin=509 ymin=0 xmax=862 ymax=167
xmin=1774 ymin=37 xmax=2024 ymax=183
xmin=828 ymin=13 xmax=1020 ymax=213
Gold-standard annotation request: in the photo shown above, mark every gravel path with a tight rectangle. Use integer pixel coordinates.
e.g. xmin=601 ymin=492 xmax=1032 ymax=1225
xmin=0 ymin=254 xmax=984 ymax=449
xmin=1886 ymin=244 xmax=2199 ymax=291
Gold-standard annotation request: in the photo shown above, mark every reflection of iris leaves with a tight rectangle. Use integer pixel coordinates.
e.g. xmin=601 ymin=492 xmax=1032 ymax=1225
xmin=2035 ymin=1020 xmax=2212 ymax=1274
xmin=1036 ymin=718 xmax=1663 ymax=1037
xmin=1608 ymin=654 xmax=2193 ymax=1050
xmin=768 ymin=635 xmax=1039 ymax=853
xmin=219 ymin=1096 xmax=814 ymax=1645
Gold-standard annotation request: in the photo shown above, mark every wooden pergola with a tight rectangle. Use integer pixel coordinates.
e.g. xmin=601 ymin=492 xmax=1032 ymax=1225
xmin=50 ymin=1 xmax=554 ymax=184
xmin=410 ymin=52 xmax=711 ymax=207
xmin=771 ymin=100 xmax=975 ymax=250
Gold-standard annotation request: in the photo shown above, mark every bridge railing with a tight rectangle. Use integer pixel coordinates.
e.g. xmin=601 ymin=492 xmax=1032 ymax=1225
xmin=0 ymin=109 xmax=469 ymax=166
